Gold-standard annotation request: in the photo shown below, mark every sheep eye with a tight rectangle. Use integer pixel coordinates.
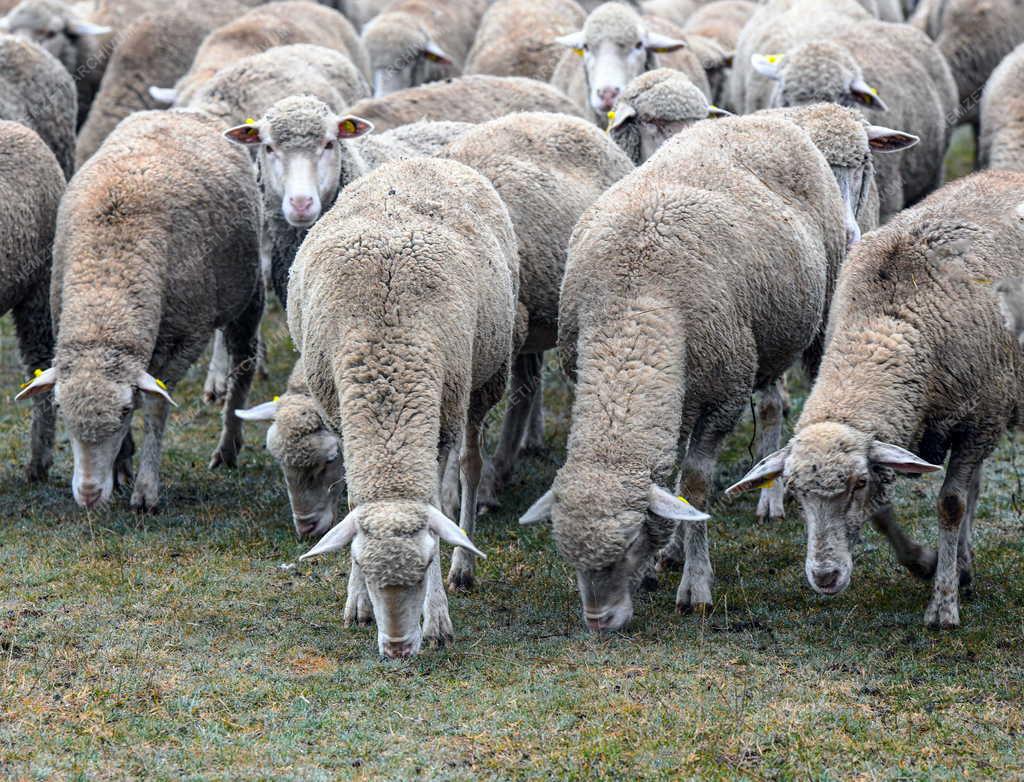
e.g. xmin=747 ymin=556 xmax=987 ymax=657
xmin=853 ymin=476 xmax=868 ymax=491
xmin=265 ymin=145 xmax=275 ymax=155
xmin=120 ymin=405 xmax=133 ymax=417
xmin=635 ymin=41 xmax=643 ymax=49
xmin=324 ymin=141 xmax=335 ymax=151
xmin=582 ymin=43 xmax=589 ymax=52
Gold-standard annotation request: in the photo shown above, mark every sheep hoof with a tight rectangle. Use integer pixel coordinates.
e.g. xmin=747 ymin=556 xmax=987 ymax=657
xmin=447 ymin=551 xmax=476 ymax=591
xmin=422 ymin=610 xmax=454 ymax=648
xmin=924 ymin=594 xmax=960 ymax=630
xmin=24 ymin=461 xmax=50 ymax=483
xmin=344 ymin=594 xmax=374 ymax=627
xmin=209 ymin=440 xmax=241 ymax=469
xmin=678 ymin=601 xmax=712 ymax=617
xmin=130 ymin=484 xmax=159 ymax=513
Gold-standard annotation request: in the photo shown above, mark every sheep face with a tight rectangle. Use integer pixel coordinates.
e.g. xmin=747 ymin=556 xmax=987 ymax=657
xmin=557 ymin=4 xmax=686 ymax=116
xmin=225 ymin=99 xmax=374 ymax=229
xmin=832 ymin=163 xmax=872 ymax=248
xmin=268 ymin=419 xmax=345 ymax=540
xmin=363 ymin=15 xmax=453 ymax=97
xmin=728 ymin=423 xmax=941 ymax=596
xmin=0 ymin=0 xmax=110 ymax=72
xmin=753 ymin=44 xmax=888 ymax=113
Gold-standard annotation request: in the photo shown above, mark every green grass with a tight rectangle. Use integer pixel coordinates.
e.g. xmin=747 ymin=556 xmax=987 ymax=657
xmin=1 ymin=133 xmax=1022 ymax=781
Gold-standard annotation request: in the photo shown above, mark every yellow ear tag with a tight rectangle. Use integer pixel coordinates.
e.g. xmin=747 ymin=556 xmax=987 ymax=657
xmin=155 ymin=378 xmax=168 ymax=391
xmin=755 ymin=479 xmax=776 ymax=490
xmin=342 ymin=119 xmax=357 ymax=135
xmin=20 ymin=369 xmax=43 ymax=389
xmin=677 ymin=496 xmax=690 ymax=504
xmin=766 ymin=54 xmax=781 ymax=64
xmin=869 ymin=86 xmax=878 ymax=95
xmin=574 ymin=47 xmax=584 ymax=56
xmin=273 ymin=395 xmax=280 ymax=402
xmin=245 ymin=117 xmax=255 ymax=125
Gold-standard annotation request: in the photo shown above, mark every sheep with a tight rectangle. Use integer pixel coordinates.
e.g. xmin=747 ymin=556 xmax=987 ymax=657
xmin=223 ymin=94 xmax=469 ymax=308
xmin=1 ymin=121 xmax=64 ymax=482
xmin=0 ymin=33 xmax=75 ymax=178
xmin=731 ymin=0 xmax=872 ymax=115
xmin=343 ymin=74 xmax=583 ymax=133
xmin=727 ymin=170 xmax=1024 ymax=630
xmin=607 ymin=67 xmax=730 ymax=165
xmin=979 ymin=43 xmax=1024 ymax=172
xmin=683 ymin=1 xmax=757 ymax=51
xmin=443 ymin=111 xmax=634 ymax=522
xmin=361 ymin=0 xmax=488 ymax=96
xmin=290 ymin=156 xmax=519 ymax=659
xmin=75 ymin=0 xmax=255 ymax=169
xmin=16 ymin=110 xmax=263 ymax=511
xmin=152 ymin=1 xmax=369 ymax=109
xmin=551 ymin=2 xmax=710 ymax=125
xmin=911 ymin=0 xmax=1024 ymax=129
xmin=640 ymin=0 xmax=700 ymax=24
xmin=464 ymin=0 xmax=586 ymax=82
xmin=340 ymin=0 xmax=391 ymax=31
xmin=0 ymin=0 xmax=162 ymax=127
xmin=750 ymin=20 xmax=958 ymax=218
xmin=518 ymin=107 xmax=915 ymax=628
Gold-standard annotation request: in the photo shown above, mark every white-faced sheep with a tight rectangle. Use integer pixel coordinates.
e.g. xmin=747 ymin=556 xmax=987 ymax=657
xmin=979 ymin=42 xmax=1024 ymax=172
xmin=443 ymin=112 xmax=634 ymax=552
xmin=464 ymin=0 xmax=586 ymax=82
xmin=343 ymin=74 xmax=583 ymax=133
xmin=151 ymin=1 xmax=369 ymax=108
xmin=750 ymin=21 xmax=957 ymax=218
xmin=361 ymin=0 xmax=487 ymax=96
xmin=0 ymin=33 xmax=75 ymax=178
xmin=551 ymin=2 xmax=709 ymax=125
xmin=2 ymin=121 xmax=64 ymax=482
xmin=729 ymin=170 xmax=1024 ymax=630
xmin=16 ymin=110 xmax=263 ymax=511
xmin=291 ymin=157 xmax=518 ymax=658
xmin=520 ymin=107 xmax=915 ymax=629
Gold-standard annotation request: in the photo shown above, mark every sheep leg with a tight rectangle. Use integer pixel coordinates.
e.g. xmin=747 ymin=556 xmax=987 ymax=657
xmin=11 ymin=281 xmax=55 ymax=482
xmin=871 ymin=504 xmax=937 ymax=581
xmin=210 ymin=288 xmax=263 ymax=469
xmin=754 ymin=379 xmax=786 ymax=522
xmin=439 ymin=448 xmax=460 ymax=520
xmin=925 ymin=454 xmax=982 ymax=629
xmin=478 ymin=352 xmax=542 ymax=511
xmin=203 ymin=330 xmax=229 ymax=405
xmin=449 ymin=422 xmax=484 ymax=591
xmin=522 ymin=365 xmax=545 ymax=451
xmin=130 ymin=393 xmax=170 ymax=512
xmin=957 ymin=467 xmax=980 ymax=593
xmin=344 ymin=558 xmax=374 ymax=627
xmin=422 ymin=548 xmax=453 ymax=647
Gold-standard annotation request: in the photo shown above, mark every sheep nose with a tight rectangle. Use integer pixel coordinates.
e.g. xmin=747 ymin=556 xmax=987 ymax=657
xmin=584 ymin=610 xmax=617 ymax=633
xmin=812 ymin=567 xmax=842 ymax=593
xmin=78 ymin=485 xmax=103 ymax=508
xmin=597 ymin=87 xmax=620 ymax=110
xmin=381 ymin=640 xmax=416 ymax=659
xmin=289 ymin=195 xmax=314 ymax=214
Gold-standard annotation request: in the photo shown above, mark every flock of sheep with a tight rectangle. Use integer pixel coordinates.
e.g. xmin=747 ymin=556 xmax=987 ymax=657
xmin=2 ymin=0 xmax=1024 ymax=660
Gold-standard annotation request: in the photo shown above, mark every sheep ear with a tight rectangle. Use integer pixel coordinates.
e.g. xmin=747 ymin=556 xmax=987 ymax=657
xmin=555 ymin=31 xmax=585 ymax=51
xmin=224 ymin=123 xmax=263 ymax=145
xmin=725 ymin=447 xmax=790 ymax=495
xmin=14 ymin=367 xmax=57 ymax=402
xmin=426 ymin=507 xmax=486 ymax=558
xmin=423 ymin=39 xmax=453 ymax=65
xmin=66 ymin=20 xmax=111 ymax=36
xmin=149 ymin=86 xmax=177 ymax=104
xmin=866 ymin=125 xmax=919 ymax=152
xmin=850 ymin=79 xmax=888 ymax=111
xmin=335 ymin=115 xmax=374 ymax=139
xmin=607 ymin=104 xmax=635 ymax=131
xmin=235 ymin=400 xmax=279 ymax=422
xmin=519 ymin=489 xmax=554 ymax=525
xmin=645 ymin=32 xmax=686 ymax=53
xmin=868 ymin=442 xmax=942 ymax=474
xmin=648 ymin=485 xmax=710 ymax=522
xmin=137 ymin=371 xmax=177 ymax=407
xmin=300 ymin=507 xmax=362 ymax=560
xmin=751 ymin=53 xmax=783 ymax=80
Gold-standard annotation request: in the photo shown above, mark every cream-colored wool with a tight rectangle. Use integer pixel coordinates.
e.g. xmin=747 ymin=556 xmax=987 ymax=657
xmin=0 ymin=34 xmax=74 ymax=178
xmin=0 ymin=121 xmax=64 ymax=482
xmin=345 ymin=74 xmax=582 ymax=133
xmin=464 ymin=0 xmax=586 ymax=82
xmin=682 ymin=0 xmax=756 ymax=50
xmin=167 ymin=1 xmax=368 ymax=108
xmin=980 ymin=42 xmax=1024 ymax=172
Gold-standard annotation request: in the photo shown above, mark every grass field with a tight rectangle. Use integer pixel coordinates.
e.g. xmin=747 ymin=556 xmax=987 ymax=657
xmin=1 ymin=132 xmax=1022 ymax=780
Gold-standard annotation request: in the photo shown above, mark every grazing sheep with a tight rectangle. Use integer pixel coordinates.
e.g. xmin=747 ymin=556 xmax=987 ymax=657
xmin=683 ymin=0 xmax=756 ymax=50
xmin=551 ymin=2 xmax=709 ymax=125
xmin=519 ymin=112 xmax=853 ymax=628
xmin=16 ymin=110 xmax=263 ymax=511
xmin=0 ymin=34 xmax=75 ymax=178
xmin=911 ymin=0 xmax=1024 ymax=128
xmin=979 ymin=42 xmax=1024 ymax=172
xmin=291 ymin=157 xmax=518 ymax=659
xmin=362 ymin=0 xmax=488 ymax=96
xmin=223 ymin=94 xmax=469 ymax=307
xmin=152 ymin=1 xmax=369 ymax=108
xmin=750 ymin=21 xmax=957 ymax=218
xmin=444 ymin=111 xmax=634 ymax=524
xmin=344 ymin=74 xmax=583 ymax=133
xmin=728 ymin=170 xmax=1024 ymax=630
xmin=731 ymin=0 xmax=872 ymax=115
xmin=75 ymin=0 xmax=254 ymax=169
xmin=237 ymin=358 xmax=346 ymax=541
xmin=608 ymin=68 xmax=730 ymax=164
xmin=464 ymin=0 xmax=586 ymax=82
xmin=1 ymin=121 xmax=64 ymax=482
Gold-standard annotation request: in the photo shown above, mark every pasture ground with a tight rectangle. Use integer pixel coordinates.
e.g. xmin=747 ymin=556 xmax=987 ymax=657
xmin=0 ymin=130 xmax=1021 ymax=780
